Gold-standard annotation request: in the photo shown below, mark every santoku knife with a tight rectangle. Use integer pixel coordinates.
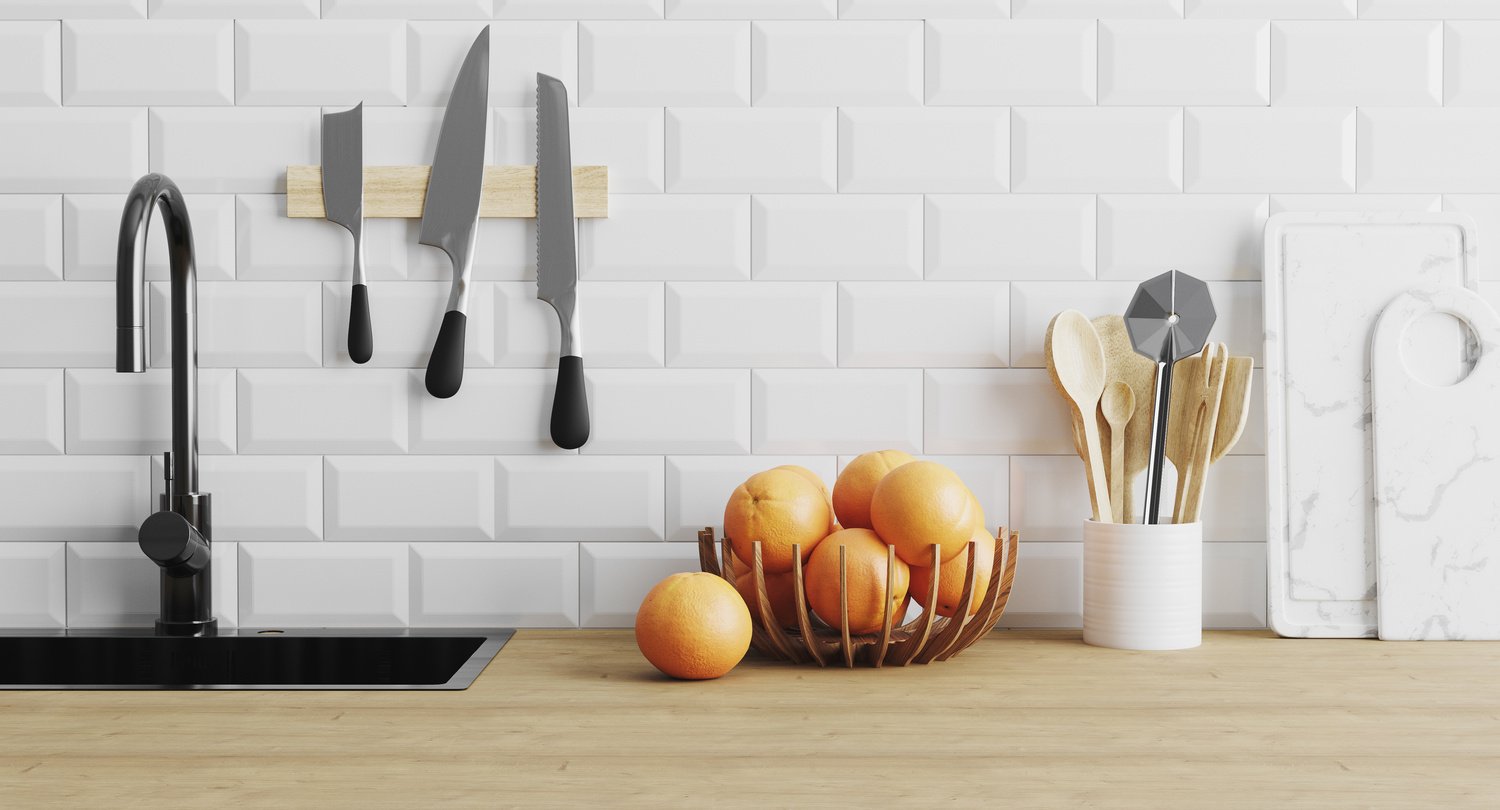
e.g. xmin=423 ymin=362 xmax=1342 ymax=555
xmin=321 ymin=103 xmax=372 ymax=364
xmin=536 ymin=73 xmax=589 ymax=449
xmin=420 ymin=26 xmax=490 ymax=398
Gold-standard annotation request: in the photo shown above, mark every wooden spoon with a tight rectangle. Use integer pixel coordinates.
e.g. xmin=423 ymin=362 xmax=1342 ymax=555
xmin=1044 ymin=311 xmax=1113 ymax=523
xmin=1211 ymin=357 xmax=1253 ymax=463
xmin=1101 ymin=381 xmax=1134 ymax=524
xmin=1092 ymin=315 xmax=1156 ymax=523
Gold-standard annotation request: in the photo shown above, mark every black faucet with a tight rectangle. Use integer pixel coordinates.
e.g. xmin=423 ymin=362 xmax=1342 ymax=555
xmin=116 ymin=173 xmax=216 ymax=638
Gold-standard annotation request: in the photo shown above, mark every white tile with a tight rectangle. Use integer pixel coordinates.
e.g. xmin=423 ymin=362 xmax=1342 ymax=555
xmin=753 ymin=21 xmax=921 ymax=106
xmin=1271 ymin=21 xmax=1440 ymax=106
xmin=669 ymin=0 xmax=835 ymax=18
xmin=0 ymin=281 xmax=115 ymax=367
xmin=238 ymin=369 xmax=409 ymax=454
xmin=1236 ymin=369 xmax=1267 ymax=456
xmin=667 ymin=282 xmax=836 ymax=367
xmin=752 ymin=194 xmax=922 ymax=281
xmin=581 ymin=21 xmax=749 ymax=106
xmin=926 ymin=19 xmax=1095 ymax=106
xmin=1100 ymin=20 xmax=1268 ymax=105
xmin=1359 ymin=0 xmax=1500 ymax=20
xmin=926 ymin=369 xmax=1074 ymax=455
xmin=356 ymin=106 xmax=443 ymax=165
xmin=1198 ymin=455 xmax=1266 ymax=544
xmin=64 ymin=369 xmax=237 ymax=455
xmin=579 ymin=193 xmax=750 ymax=280
xmin=0 ymin=195 xmax=61 ymax=280
xmin=322 ymin=281 xmax=495 ymax=368
xmin=1357 ymin=109 xmax=1500 ymax=193
xmin=64 ymin=20 xmax=232 ymax=104
xmin=411 ymin=542 xmax=579 ymax=628
xmin=236 ymin=194 xmax=405 ymax=281
xmin=236 ymin=20 xmax=405 ymax=105
xmin=212 ymin=541 xmax=238 ymax=628
xmin=0 ymin=543 xmax=65 ymax=628
xmin=323 ymin=0 xmax=491 ymax=17
xmin=326 ymin=456 xmax=495 ymax=542
xmin=925 ymin=194 xmax=1095 ymax=281
xmin=497 ymin=0 xmax=663 ymax=17
xmin=1186 ymin=107 xmax=1354 ymax=193
xmin=664 ymin=455 xmax=836 ymax=542
xmin=150 ymin=108 xmax=318 ymax=193
xmin=1204 ymin=542 xmax=1267 ymax=628
xmin=0 ymin=370 xmax=63 ymax=454
xmin=1009 ymin=455 xmax=1091 ymax=542
xmin=667 ymin=108 xmax=836 ymax=193
xmin=239 ymin=542 xmax=409 ymax=628
xmin=493 ymin=22 xmax=577 ymax=108
xmin=151 ymin=282 xmax=321 ymax=368
xmin=150 ymin=0 xmax=319 ymax=17
xmin=1009 ymin=281 xmax=1143 ymax=368
xmin=471 ymin=219 xmax=537 ymax=281
xmin=840 ymin=282 xmax=1010 ymax=368
xmin=66 ymin=543 xmax=157 ymax=628
xmin=1098 ymin=194 xmax=1268 ymax=281
xmin=495 ymin=107 xmax=664 ymax=193
xmin=997 ymin=542 xmax=1082 ymax=628
xmin=1012 ymin=0 xmax=1182 ymax=17
xmin=840 ymin=0 xmax=1008 ymax=17
xmin=580 ymin=542 xmax=700 ymax=627
xmin=0 ymin=456 xmax=147 ymax=541
xmin=1012 ymin=107 xmax=1183 ymax=193
xmin=494 ymin=281 xmax=664 ymax=368
xmin=1186 ymin=0 xmax=1355 ymax=17
xmin=0 ymin=22 xmax=60 ymax=105
xmin=839 ymin=108 xmax=1008 ymax=193
xmin=1 ymin=1 xmax=145 ymax=19
xmin=407 ymin=22 xmax=485 ymax=106
xmin=586 ymin=369 xmax=751 ymax=453
xmin=1269 ymin=193 xmax=1441 ymax=214
xmin=408 ymin=368 xmax=570 ymax=455
xmin=1208 ymin=281 xmax=1265 ymax=365
xmin=65 ymin=194 xmax=235 ymax=281
xmin=152 ymin=455 xmax=322 ymax=542
xmin=498 ymin=455 xmax=665 ymax=541
xmin=1444 ymin=195 xmax=1500 ymax=280
xmin=1445 ymin=22 xmax=1500 ymax=106
xmin=0 ymin=108 xmax=145 ymax=193
xmin=752 ymin=369 xmax=922 ymax=454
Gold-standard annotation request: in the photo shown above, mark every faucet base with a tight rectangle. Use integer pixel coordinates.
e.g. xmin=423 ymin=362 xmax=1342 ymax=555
xmin=156 ymin=618 xmax=218 ymax=638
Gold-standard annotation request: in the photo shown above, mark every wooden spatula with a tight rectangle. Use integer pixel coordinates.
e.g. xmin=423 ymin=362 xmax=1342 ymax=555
xmin=1182 ymin=344 xmax=1229 ymax=523
xmin=1211 ymin=356 xmax=1253 ymax=463
xmin=1166 ymin=345 xmax=1212 ymax=522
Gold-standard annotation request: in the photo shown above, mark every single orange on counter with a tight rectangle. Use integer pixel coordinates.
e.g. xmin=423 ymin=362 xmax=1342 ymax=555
xmin=734 ymin=569 xmax=802 ymax=630
xmin=724 ymin=468 xmax=832 ymax=573
xmin=870 ymin=461 xmax=983 ymax=566
xmin=910 ymin=527 xmax=996 ymax=618
xmin=635 ymin=572 xmax=752 ymax=680
xmin=831 ymin=450 xmax=916 ymax=530
xmin=804 ymin=528 xmax=910 ymax=635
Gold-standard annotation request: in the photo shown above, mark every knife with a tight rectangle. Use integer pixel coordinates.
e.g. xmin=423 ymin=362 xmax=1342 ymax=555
xmin=321 ymin=103 xmax=371 ymax=364
xmin=420 ymin=26 xmax=490 ymax=398
xmin=537 ymin=73 xmax=589 ymax=449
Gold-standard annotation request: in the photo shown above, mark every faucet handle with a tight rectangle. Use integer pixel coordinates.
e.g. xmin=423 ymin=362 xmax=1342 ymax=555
xmin=139 ymin=511 xmax=210 ymax=578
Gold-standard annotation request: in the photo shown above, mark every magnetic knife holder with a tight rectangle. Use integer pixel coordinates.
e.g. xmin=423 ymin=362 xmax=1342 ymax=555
xmin=284 ymin=165 xmax=610 ymax=218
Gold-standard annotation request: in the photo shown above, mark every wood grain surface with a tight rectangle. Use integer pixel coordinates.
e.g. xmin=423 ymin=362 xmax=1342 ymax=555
xmin=285 ymin=165 xmax=609 ymax=218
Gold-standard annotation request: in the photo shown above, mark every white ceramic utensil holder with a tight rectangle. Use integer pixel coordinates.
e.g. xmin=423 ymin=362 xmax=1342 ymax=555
xmin=1083 ymin=520 xmax=1202 ymax=651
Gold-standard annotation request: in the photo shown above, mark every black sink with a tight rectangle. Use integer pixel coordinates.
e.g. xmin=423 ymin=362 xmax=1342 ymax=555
xmin=0 ymin=629 xmax=512 ymax=690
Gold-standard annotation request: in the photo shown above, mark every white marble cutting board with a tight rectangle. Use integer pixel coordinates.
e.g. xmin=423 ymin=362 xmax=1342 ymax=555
xmin=1373 ymin=287 xmax=1500 ymax=641
xmin=1264 ymin=213 xmax=1478 ymax=638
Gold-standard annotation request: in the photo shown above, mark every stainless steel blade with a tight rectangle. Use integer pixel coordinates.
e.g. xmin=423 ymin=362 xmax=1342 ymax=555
xmin=419 ymin=25 xmax=489 ymax=316
xmin=320 ymin=103 xmax=363 ymax=236
xmin=536 ymin=72 xmax=578 ymax=357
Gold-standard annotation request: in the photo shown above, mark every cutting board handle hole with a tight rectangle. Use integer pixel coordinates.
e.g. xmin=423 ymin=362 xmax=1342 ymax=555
xmin=1400 ymin=311 xmax=1479 ymax=387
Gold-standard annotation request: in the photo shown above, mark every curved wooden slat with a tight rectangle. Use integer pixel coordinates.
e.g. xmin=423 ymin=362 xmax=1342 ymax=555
xmin=697 ymin=528 xmax=721 ymax=577
xmin=789 ymin=544 xmax=827 ymax=667
xmin=838 ymin=545 xmax=854 ymax=668
xmin=887 ymin=544 xmax=942 ymax=666
xmin=871 ymin=544 xmax=897 ymax=668
xmin=752 ymin=542 xmax=804 ymax=663
xmin=977 ymin=530 xmax=1021 ymax=637
xmin=915 ymin=540 xmax=979 ymax=664
xmin=938 ymin=530 xmax=1009 ymax=661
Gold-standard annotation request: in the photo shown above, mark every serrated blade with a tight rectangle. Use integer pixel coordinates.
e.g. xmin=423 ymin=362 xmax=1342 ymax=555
xmin=418 ymin=26 xmax=489 ymax=255
xmin=536 ymin=72 xmax=576 ymax=311
xmin=320 ymin=103 xmax=362 ymax=233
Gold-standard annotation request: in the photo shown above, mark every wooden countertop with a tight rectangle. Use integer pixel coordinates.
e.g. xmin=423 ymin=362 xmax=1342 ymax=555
xmin=1 ymin=629 xmax=1497 ymax=808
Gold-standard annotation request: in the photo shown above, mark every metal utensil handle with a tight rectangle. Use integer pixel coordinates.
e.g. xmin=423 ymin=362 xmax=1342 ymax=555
xmin=1142 ymin=355 xmax=1174 ymax=524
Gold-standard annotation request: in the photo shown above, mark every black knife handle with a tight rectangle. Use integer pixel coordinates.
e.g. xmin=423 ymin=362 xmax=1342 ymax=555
xmin=550 ymin=355 xmax=589 ymax=450
xmin=348 ymin=283 xmax=373 ymax=365
xmin=425 ymin=310 xmax=466 ymax=399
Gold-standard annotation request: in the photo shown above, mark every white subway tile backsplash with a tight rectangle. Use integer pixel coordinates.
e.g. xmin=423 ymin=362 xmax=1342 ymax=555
xmin=841 ymin=0 xmax=1008 ymax=17
xmin=498 ymin=455 xmax=665 ymax=541
xmin=926 ymin=20 xmax=1095 ymax=106
xmin=238 ymin=369 xmax=409 ymax=454
xmin=1186 ymin=107 xmax=1355 ymax=193
xmin=752 ymin=194 xmax=921 ymax=281
xmin=407 ymin=22 xmax=486 ymax=106
xmin=236 ymin=194 xmax=405 ymax=281
xmin=1098 ymin=194 xmax=1269 ymax=281
xmin=0 ymin=281 xmax=115 ymax=367
xmin=753 ymin=21 xmax=921 ymax=106
xmin=153 ymin=455 xmax=322 ymax=542
xmin=0 ymin=370 xmax=64 ymax=454
xmin=667 ymin=282 xmax=836 ymax=367
xmin=664 ymin=454 xmax=836 ymax=541
xmin=323 ymin=0 xmax=493 ymax=18
xmin=355 ymin=106 xmax=443 ymax=165
xmin=0 ymin=195 xmax=61 ymax=280
xmin=0 ymin=22 xmax=60 ymax=105
xmin=586 ymin=369 xmax=751 ymax=453
xmin=667 ymin=108 xmax=836 ymax=193
xmin=150 ymin=0 xmax=319 ymax=17
xmin=1443 ymin=195 xmax=1500 ymax=279
xmin=495 ymin=281 xmax=664 ymax=368
xmin=1445 ymin=22 xmax=1500 ymax=106
xmin=239 ymin=542 xmax=409 ymax=627
xmin=998 ymin=542 xmax=1082 ymax=628
xmin=152 ymin=282 xmax=321 ymax=367
xmin=1271 ymin=21 xmax=1441 ymax=106
xmin=2 ymin=1 xmax=145 ymax=19
xmin=1187 ymin=0 xmax=1355 ymax=18
xmin=0 ymin=456 xmax=147 ymax=541
xmin=64 ymin=20 xmax=232 ymax=105
xmin=150 ymin=108 xmax=319 ymax=193
xmin=925 ymin=369 xmax=1073 ymax=455
xmin=579 ymin=193 xmax=750 ymax=280
xmin=925 ymin=195 xmax=1095 ymax=281
xmin=752 ymin=369 xmax=922 ymax=453
xmin=1204 ymin=542 xmax=1267 ymax=628
xmin=0 ymin=108 xmax=146 ymax=193
xmin=493 ymin=22 xmax=577 ymax=108
xmin=1268 ymin=193 xmax=1442 ymax=214
xmin=494 ymin=107 xmax=664 ymax=193
xmin=1199 ymin=455 xmax=1268 ymax=544
xmin=408 ymin=368 xmax=568 ymax=454
xmin=1009 ymin=455 xmax=1090 ymax=541
xmin=581 ymin=21 xmax=749 ymax=106
xmin=1359 ymin=0 xmax=1500 ymax=21
xmin=497 ymin=0 xmax=664 ymax=18
xmin=580 ymin=542 xmax=699 ymax=627
xmin=1009 ymin=281 xmax=1142 ymax=368
xmin=1012 ymin=0 xmax=1183 ymax=18
xmin=236 ymin=20 xmax=405 ymax=106
xmin=66 ymin=543 xmax=157 ymax=628
xmin=1012 ymin=107 xmax=1183 ymax=193
xmin=0 ymin=543 xmax=66 ymax=628
xmin=1357 ymin=108 xmax=1500 ymax=192
xmin=1101 ymin=20 xmax=1268 ymax=106
xmin=839 ymin=108 xmax=1009 ymax=193
xmin=65 ymin=194 xmax=235 ymax=281
xmin=326 ymin=456 xmax=495 ymax=541
xmin=64 ymin=369 xmax=236 ymax=454
xmin=839 ymin=282 xmax=1010 ymax=368
xmin=671 ymin=0 xmax=835 ymax=19
xmin=411 ymin=542 xmax=579 ymax=628
xmin=322 ymin=281 xmax=496 ymax=368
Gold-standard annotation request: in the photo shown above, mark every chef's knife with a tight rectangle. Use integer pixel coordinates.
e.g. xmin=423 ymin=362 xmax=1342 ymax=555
xmin=420 ymin=26 xmax=490 ymax=398
xmin=321 ymin=103 xmax=371 ymax=364
xmin=536 ymin=73 xmax=589 ymax=449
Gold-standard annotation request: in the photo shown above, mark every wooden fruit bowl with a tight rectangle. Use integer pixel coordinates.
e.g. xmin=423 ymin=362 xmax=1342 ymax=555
xmin=697 ymin=527 xmax=1019 ymax=668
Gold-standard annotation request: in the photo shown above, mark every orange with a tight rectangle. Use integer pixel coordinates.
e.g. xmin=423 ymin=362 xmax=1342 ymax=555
xmin=772 ymin=464 xmax=837 ymax=533
xmin=910 ymin=527 xmax=996 ymax=618
xmin=832 ymin=450 xmax=916 ymax=530
xmin=870 ymin=461 xmax=983 ymax=566
xmin=804 ymin=528 xmax=910 ymax=635
xmin=735 ymin=569 xmax=802 ymax=629
xmin=635 ymin=572 xmax=752 ymax=680
xmin=724 ymin=469 xmax=832 ymax=574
